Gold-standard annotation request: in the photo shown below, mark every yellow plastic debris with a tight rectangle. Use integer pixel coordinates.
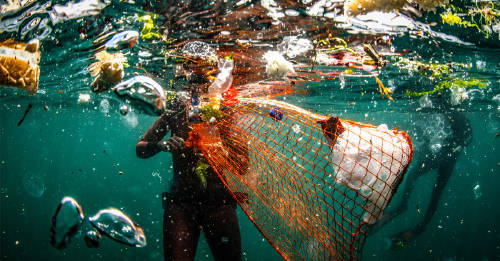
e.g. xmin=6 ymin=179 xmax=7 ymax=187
xmin=0 ymin=39 xmax=41 ymax=94
xmin=87 ymin=50 xmax=125 ymax=93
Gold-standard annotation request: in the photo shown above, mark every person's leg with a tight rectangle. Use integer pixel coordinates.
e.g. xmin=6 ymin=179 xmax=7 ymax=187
xmin=202 ymin=204 xmax=242 ymax=261
xmin=163 ymin=199 xmax=201 ymax=261
xmin=389 ymin=158 xmax=455 ymax=249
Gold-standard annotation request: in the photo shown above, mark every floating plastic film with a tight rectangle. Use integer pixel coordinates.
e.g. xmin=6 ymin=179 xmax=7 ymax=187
xmin=189 ymin=97 xmax=413 ymax=261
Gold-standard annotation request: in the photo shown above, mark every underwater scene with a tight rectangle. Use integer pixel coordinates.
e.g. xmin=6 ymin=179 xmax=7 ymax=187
xmin=1 ymin=0 xmax=499 ymax=260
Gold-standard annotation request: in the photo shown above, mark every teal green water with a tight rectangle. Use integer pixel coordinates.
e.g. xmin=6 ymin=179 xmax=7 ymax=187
xmin=1 ymin=0 xmax=500 ymax=260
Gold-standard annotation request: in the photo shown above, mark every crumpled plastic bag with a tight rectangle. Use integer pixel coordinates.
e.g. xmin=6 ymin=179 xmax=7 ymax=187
xmin=207 ymin=58 xmax=234 ymax=96
xmin=330 ymin=122 xmax=411 ymax=224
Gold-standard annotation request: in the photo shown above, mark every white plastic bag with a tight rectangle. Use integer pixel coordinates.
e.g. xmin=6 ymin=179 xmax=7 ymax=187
xmin=331 ymin=123 xmax=411 ymax=224
xmin=207 ymin=58 xmax=234 ymax=96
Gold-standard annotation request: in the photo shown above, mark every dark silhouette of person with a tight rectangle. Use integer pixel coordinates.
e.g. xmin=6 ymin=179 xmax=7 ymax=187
xmin=136 ymin=87 xmax=242 ymax=261
xmin=371 ymin=108 xmax=472 ymax=249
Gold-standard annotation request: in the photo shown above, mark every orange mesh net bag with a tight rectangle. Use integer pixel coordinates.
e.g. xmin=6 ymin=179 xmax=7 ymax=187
xmin=188 ymin=96 xmax=413 ymax=260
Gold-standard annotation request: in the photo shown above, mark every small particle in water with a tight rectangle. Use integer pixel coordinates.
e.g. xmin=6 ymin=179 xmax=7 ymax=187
xmin=119 ymin=105 xmax=129 ymax=115
xmin=473 ymin=184 xmax=482 ymax=199
xmin=292 ymin=124 xmax=301 ymax=134
xmin=15 ymin=240 xmax=20 ymax=245
xmin=1 ymin=160 xmax=5 ymax=165
xmin=221 ymin=236 xmax=229 ymax=243
xmin=119 ymin=171 xmax=124 ymax=175
xmin=17 ymin=103 xmax=33 ymax=126
xmin=84 ymin=230 xmax=101 ymax=248
xmin=78 ymin=93 xmax=91 ymax=104
xmin=57 ymin=90 xmax=63 ymax=94
xmin=437 ymin=225 xmax=443 ymax=229
xmin=348 ymin=102 xmax=355 ymax=106
xmin=43 ymin=105 xmax=49 ymax=111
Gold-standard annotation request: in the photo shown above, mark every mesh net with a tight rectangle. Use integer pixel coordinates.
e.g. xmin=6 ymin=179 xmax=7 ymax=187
xmin=188 ymin=97 xmax=413 ymax=261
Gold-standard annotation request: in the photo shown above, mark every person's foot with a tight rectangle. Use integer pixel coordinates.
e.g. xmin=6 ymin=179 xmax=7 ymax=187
xmin=390 ymin=229 xmax=416 ymax=250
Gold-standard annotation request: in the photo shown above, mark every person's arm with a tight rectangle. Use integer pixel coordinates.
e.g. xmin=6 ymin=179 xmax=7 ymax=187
xmin=136 ymin=111 xmax=174 ymax=158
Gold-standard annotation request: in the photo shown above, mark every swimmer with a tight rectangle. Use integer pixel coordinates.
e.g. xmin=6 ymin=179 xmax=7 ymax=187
xmin=136 ymin=46 xmax=244 ymax=261
xmin=371 ymin=109 xmax=472 ymax=250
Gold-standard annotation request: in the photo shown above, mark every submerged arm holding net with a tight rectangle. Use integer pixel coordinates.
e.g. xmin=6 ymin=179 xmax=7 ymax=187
xmin=188 ymin=97 xmax=413 ymax=260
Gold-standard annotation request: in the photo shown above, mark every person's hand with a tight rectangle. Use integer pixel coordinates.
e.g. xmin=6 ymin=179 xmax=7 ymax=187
xmin=157 ymin=136 xmax=185 ymax=153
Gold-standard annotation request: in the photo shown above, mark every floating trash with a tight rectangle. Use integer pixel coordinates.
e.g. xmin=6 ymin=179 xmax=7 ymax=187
xmin=87 ymin=51 xmax=126 ymax=93
xmin=269 ymin=107 xmax=283 ymax=121
xmin=50 ymin=197 xmax=84 ymax=250
xmin=0 ymin=38 xmax=41 ymax=94
xmin=277 ymin=36 xmax=313 ymax=58
xmin=84 ymin=230 xmax=101 ymax=248
xmin=22 ymin=172 xmax=45 ymax=198
xmin=103 ymin=31 xmax=139 ymax=50
xmin=112 ymin=76 xmax=166 ymax=115
xmin=88 ymin=208 xmax=146 ymax=247
xmin=119 ymin=104 xmax=129 ymax=115
xmin=181 ymin=41 xmax=215 ymax=59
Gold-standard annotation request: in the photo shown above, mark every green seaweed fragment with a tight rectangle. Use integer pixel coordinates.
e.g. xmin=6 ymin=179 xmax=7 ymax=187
xmin=405 ymin=78 xmax=487 ymax=97
xmin=201 ymin=105 xmax=224 ymax=122
xmin=137 ymin=14 xmax=162 ymax=39
xmin=195 ymin=160 xmax=209 ymax=190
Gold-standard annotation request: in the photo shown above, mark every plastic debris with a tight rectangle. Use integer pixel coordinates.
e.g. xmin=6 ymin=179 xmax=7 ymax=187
xmin=87 ymin=51 xmax=126 ymax=93
xmin=277 ymin=36 xmax=313 ymax=58
xmin=327 ymin=121 xmax=412 ymax=224
xmin=207 ymin=58 xmax=234 ymax=96
xmin=344 ymin=0 xmax=449 ymax=16
xmin=50 ymin=197 xmax=84 ymax=250
xmin=181 ymin=41 xmax=216 ymax=59
xmin=78 ymin=93 xmax=91 ymax=104
xmin=103 ymin=31 xmax=139 ymax=50
xmin=50 ymin=0 xmax=109 ymax=23
xmin=112 ymin=76 xmax=166 ymax=115
xmin=0 ymin=38 xmax=41 ymax=94
xmin=263 ymin=51 xmax=295 ymax=79
xmin=119 ymin=104 xmax=129 ymax=115
xmin=88 ymin=208 xmax=146 ymax=247
xmin=269 ymin=107 xmax=283 ymax=121
xmin=84 ymin=230 xmax=101 ymax=248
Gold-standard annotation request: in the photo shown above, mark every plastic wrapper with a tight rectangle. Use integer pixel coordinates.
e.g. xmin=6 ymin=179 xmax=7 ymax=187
xmin=50 ymin=197 xmax=84 ymax=250
xmin=328 ymin=121 xmax=412 ymax=224
xmin=207 ymin=58 xmax=234 ymax=96
xmin=112 ymin=76 xmax=166 ymax=115
xmin=0 ymin=39 xmax=40 ymax=94
xmin=88 ymin=208 xmax=146 ymax=247
xmin=263 ymin=51 xmax=295 ymax=78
